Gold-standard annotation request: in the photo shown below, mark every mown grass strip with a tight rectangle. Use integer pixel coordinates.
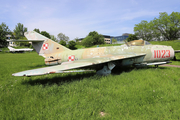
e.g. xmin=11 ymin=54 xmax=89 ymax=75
xmin=0 ymin=52 xmax=180 ymax=119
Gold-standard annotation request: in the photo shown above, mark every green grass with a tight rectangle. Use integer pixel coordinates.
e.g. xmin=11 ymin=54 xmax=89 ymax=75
xmin=1 ymin=50 xmax=180 ymax=119
xmin=150 ymin=40 xmax=180 ymax=50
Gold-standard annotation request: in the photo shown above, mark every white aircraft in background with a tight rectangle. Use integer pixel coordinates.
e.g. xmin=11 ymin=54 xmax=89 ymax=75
xmin=8 ymin=46 xmax=33 ymax=53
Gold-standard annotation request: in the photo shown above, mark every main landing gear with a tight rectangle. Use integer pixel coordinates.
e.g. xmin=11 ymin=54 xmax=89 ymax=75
xmin=155 ymin=65 xmax=159 ymax=68
xmin=96 ymin=62 xmax=116 ymax=75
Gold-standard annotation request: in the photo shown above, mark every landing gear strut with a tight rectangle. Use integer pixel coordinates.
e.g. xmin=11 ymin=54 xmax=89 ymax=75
xmin=155 ymin=65 xmax=159 ymax=68
xmin=96 ymin=62 xmax=115 ymax=75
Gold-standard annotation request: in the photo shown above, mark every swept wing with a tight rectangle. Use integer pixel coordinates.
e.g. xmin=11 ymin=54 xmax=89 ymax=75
xmin=12 ymin=53 xmax=146 ymax=76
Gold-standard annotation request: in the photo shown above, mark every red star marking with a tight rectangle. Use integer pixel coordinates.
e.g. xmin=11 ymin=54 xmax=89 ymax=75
xmin=68 ymin=55 xmax=75 ymax=61
xmin=42 ymin=43 xmax=48 ymax=50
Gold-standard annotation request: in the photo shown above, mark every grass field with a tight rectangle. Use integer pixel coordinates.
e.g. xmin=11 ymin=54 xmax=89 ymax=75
xmin=1 ymin=41 xmax=180 ymax=119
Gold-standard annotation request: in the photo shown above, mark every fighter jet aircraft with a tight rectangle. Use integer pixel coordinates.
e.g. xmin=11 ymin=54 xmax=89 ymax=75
xmin=12 ymin=31 xmax=175 ymax=76
xmin=8 ymin=46 xmax=33 ymax=53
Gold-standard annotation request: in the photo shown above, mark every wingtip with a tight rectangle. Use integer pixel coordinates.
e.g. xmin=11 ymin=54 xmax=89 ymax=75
xmin=12 ymin=73 xmax=25 ymax=76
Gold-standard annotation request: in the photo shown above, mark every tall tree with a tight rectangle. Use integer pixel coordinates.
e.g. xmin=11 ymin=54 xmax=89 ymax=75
xmin=152 ymin=12 xmax=180 ymax=40
xmin=68 ymin=40 xmax=76 ymax=50
xmin=14 ymin=23 xmax=27 ymax=39
xmin=59 ymin=40 xmax=66 ymax=46
xmin=33 ymin=28 xmax=40 ymax=33
xmin=74 ymin=37 xmax=79 ymax=43
xmin=82 ymin=31 xmax=104 ymax=47
xmin=134 ymin=20 xmax=154 ymax=41
xmin=50 ymin=35 xmax=58 ymax=42
xmin=82 ymin=36 xmax=94 ymax=47
xmin=40 ymin=31 xmax=51 ymax=39
xmin=57 ymin=33 xmax=69 ymax=43
xmin=126 ymin=34 xmax=138 ymax=42
xmin=0 ymin=22 xmax=11 ymax=47
xmin=88 ymin=31 xmax=104 ymax=45
xmin=134 ymin=12 xmax=180 ymax=41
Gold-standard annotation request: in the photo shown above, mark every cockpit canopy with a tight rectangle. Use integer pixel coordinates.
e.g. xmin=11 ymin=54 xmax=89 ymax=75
xmin=125 ymin=40 xmax=151 ymax=46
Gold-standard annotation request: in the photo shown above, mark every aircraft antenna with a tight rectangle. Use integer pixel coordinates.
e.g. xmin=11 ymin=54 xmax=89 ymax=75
xmin=124 ymin=40 xmax=130 ymax=47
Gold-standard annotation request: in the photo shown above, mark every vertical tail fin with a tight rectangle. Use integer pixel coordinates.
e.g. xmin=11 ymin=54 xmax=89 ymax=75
xmin=24 ymin=31 xmax=71 ymax=57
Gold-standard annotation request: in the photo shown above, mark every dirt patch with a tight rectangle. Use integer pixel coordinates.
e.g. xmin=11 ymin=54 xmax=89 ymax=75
xmin=160 ymin=64 xmax=180 ymax=68
xmin=99 ymin=112 xmax=106 ymax=117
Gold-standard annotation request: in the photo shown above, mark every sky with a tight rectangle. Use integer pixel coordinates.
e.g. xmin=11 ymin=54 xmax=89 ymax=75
xmin=0 ymin=0 xmax=180 ymax=40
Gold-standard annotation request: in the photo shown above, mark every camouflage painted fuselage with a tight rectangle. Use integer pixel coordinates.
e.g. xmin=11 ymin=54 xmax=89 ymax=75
xmin=43 ymin=42 xmax=174 ymax=67
xmin=12 ymin=31 xmax=176 ymax=76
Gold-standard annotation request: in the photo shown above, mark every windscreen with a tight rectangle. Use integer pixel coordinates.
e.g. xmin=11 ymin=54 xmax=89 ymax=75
xmin=144 ymin=41 xmax=151 ymax=45
xmin=127 ymin=40 xmax=144 ymax=46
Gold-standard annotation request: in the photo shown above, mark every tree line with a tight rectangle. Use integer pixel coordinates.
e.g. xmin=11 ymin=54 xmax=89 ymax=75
xmin=33 ymin=28 xmax=77 ymax=49
xmin=0 ymin=22 xmax=105 ymax=48
xmin=133 ymin=12 xmax=180 ymax=41
xmin=1 ymin=11 xmax=180 ymax=48
xmin=0 ymin=23 xmax=77 ymax=49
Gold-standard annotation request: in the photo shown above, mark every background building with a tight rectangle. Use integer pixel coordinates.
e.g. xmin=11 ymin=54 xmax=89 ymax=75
xmin=103 ymin=35 xmax=111 ymax=44
xmin=78 ymin=34 xmax=129 ymax=44
xmin=6 ymin=35 xmax=17 ymax=47
xmin=111 ymin=35 xmax=129 ymax=44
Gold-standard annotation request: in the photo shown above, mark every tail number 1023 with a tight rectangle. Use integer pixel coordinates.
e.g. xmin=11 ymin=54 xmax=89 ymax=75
xmin=154 ymin=50 xmax=170 ymax=58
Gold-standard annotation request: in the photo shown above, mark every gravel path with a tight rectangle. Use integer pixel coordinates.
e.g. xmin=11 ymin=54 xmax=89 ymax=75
xmin=160 ymin=64 xmax=180 ymax=68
